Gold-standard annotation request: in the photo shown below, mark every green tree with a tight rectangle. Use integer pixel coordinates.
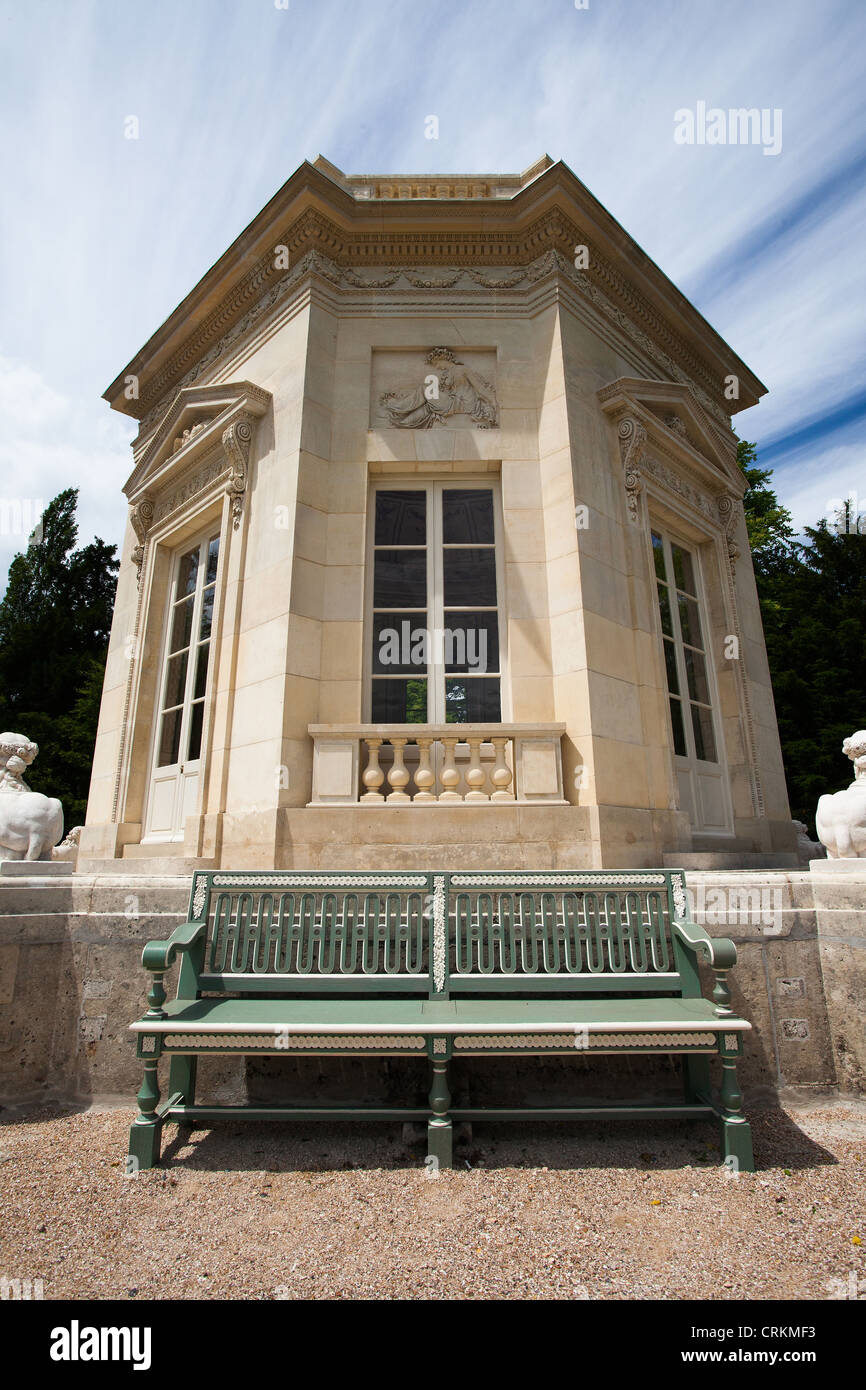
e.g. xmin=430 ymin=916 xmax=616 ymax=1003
xmin=737 ymin=443 xmax=866 ymax=830
xmin=0 ymin=489 xmax=119 ymax=824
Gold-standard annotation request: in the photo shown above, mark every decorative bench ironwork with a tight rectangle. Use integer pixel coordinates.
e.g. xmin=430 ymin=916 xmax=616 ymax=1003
xmin=128 ymin=869 xmax=755 ymax=1171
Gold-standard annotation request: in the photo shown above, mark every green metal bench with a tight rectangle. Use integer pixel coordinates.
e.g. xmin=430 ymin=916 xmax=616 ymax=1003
xmin=128 ymin=869 xmax=755 ymax=1172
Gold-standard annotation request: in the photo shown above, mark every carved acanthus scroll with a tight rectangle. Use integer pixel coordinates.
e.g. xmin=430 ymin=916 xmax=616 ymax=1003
xmin=616 ymin=416 xmax=647 ymax=521
xmin=129 ymin=497 xmax=154 ymax=581
xmin=717 ymin=492 xmax=740 ymax=568
xmin=222 ymin=415 xmax=255 ymax=529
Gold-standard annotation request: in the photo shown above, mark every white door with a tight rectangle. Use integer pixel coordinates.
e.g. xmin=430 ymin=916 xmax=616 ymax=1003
xmin=144 ymin=532 xmax=220 ymax=841
xmin=651 ymin=529 xmax=731 ymax=834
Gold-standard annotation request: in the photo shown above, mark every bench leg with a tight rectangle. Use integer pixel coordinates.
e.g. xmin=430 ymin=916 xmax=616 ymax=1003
xmin=168 ymin=1054 xmax=198 ymax=1117
xmin=682 ymin=1055 xmax=711 ymax=1102
xmin=427 ymin=1057 xmax=453 ymax=1170
xmin=719 ymin=1054 xmax=755 ymax=1173
xmin=128 ymin=1058 xmax=163 ymax=1171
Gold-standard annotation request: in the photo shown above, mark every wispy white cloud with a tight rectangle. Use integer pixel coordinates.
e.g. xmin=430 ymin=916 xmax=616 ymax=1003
xmin=0 ymin=0 xmax=863 ymax=589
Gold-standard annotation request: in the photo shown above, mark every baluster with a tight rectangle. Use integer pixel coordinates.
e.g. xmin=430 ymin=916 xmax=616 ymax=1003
xmin=360 ymin=737 xmax=385 ymax=802
xmin=413 ymin=737 xmax=436 ymax=803
xmin=386 ymin=737 xmax=411 ymax=803
xmin=490 ymin=737 xmax=514 ymax=802
xmin=464 ymin=737 xmax=489 ymax=802
xmin=438 ymin=736 xmax=462 ymax=802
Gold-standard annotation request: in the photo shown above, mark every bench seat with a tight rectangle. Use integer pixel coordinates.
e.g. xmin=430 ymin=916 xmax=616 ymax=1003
xmin=131 ymin=994 xmax=750 ymax=1045
xmin=127 ymin=868 xmax=756 ymax=1172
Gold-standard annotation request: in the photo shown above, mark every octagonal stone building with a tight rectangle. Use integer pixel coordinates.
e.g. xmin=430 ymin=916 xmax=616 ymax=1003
xmin=79 ymin=155 xmax=797 ymax=873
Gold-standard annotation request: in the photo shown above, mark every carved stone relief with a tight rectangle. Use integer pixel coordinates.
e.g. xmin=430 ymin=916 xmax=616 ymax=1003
xmin=372 ymin=347 xmax=498 ymax=430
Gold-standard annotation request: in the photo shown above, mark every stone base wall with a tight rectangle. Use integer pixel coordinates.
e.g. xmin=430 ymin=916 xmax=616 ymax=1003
xmin=0 ymin=867 xmax=862 ymax=1108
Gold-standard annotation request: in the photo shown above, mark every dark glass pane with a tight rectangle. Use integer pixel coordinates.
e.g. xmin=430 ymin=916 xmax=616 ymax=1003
xmin=671 ymin=544 xmax=695 ymax=596
xmin=445 ymin=677 xmax=501 ymax=723
xmin=170 ymin=595 xmax=194 ymax=652
xmin=669 ymin=697 xmax=687 ymax=757
xmin=193 ymin=642 xmax=210 ymax=700
xmin=691 ymin=704 xmax=717 ymax=763
xmin=187 ymin=701 xmax=204 ymax=761
xmin=206 ymin=536 xmax=220 ymax=584
xmin=157 ymin=707 xmax=183 ymax=768
xmin=663 ymin=638 xmax=679 ymax=695
xmin=651 ymin=532 xmax=666 ymax=581
xmin=684 ymin=647 xmax=710 ymax=704
xmin=657 ymin=583 xmax=673 ymax=638
xmin=163 ymin=651 xmax=188 ymax=709
xmin=442 ymin=611 xmax=499 ymax=673
xmin=443 ymin=548 xmax=496 ymax=607
xmin=199 ymin=586 xmax=214 ymax=641
xmin=678 ymin=594 xmax=703 ymax=648
xmin=176 ymin=549 xmax=199 ymax=598
xmin=374 ymin=490 xmax=426 ymax=546
xmin=442 ymin=489 xmax=494 ymax=544
xmin=373 ymin=549 xmax=426 ymax=608
xmin=371 ymin=678 xmax=428 ymax=723
xmin=372 ymin=614 xmax=429 ymax=675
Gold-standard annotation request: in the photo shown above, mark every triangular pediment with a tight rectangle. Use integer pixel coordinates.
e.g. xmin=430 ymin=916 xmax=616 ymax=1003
xmin=597 ymin=377 xmax=743 ymax=493
xmin=124 ymin=381 xmax=270 ymax=499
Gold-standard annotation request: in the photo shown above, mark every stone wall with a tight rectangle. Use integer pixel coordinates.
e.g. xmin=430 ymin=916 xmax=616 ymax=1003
xmin=0 ymin=868 xmax=861 ymax=1109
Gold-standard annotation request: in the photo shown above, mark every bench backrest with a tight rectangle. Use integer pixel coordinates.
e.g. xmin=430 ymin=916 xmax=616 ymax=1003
xmin=179 ymin=869 xmax=692 ymax=1000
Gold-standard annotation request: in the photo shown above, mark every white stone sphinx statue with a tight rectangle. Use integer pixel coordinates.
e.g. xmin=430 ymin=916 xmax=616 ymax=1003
xmin=0 ymin=732 xmax=64 ymax=861
xmin=815 ymin=731 xmax=866 ymax=859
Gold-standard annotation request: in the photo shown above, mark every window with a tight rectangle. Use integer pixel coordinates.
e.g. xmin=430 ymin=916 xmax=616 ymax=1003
xmin=652 ymin=530 xmax=717 ymax=763
xmin=156 ymin=533 xmax=220 ymax=768
xmin=368 ymin=483 xmax=503 ymax=722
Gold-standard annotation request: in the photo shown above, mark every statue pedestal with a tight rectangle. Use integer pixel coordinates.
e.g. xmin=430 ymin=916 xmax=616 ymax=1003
xmin=0 ymin=861 xmax=74 ymax=877
xmin=809 ymin=858 xmax=866 ymax=877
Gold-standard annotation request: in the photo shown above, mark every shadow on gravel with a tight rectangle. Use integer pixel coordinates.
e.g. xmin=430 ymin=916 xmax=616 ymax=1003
xmin=156 ymin=1105 xmax=837 ymax=1176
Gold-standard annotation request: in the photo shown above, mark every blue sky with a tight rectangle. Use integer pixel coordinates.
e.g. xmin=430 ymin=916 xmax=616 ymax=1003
xmin=1 ymin=0 xmax=864 ymax=586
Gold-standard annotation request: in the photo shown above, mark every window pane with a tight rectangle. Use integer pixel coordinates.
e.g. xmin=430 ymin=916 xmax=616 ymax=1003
xmin=375 ymin=490 xmax=426 ymax=546
xmin=206 ymin=536 xmax=220 ymax=584
xmin=684 ymin=647 xmax=710 ymax=704
xmin=442 ymin=611 xmax=499 ymax=673
xmin=157 ymin=707 xmax=183 ymax=768
xmin=657 ymin=583 xmax=673 ymax=637
xmin=443 ymin=489 xmax=494 ymax=544
xmin=199 ymin=586 xmax=214 ymax=641
xmin=651 ymin=532 xmax=666 ymax=581
xmin=193 ymin=642 xmax=210 ymax=700
xmin=677 ymin=594 xmax=703 ymax=648
xmin=662 ymin=638 xmax=679 ymax=695
xmin=445 ymin=677 xmax=501 ymax=723
xmin=373 ymin=615 xmax=429 ymax=675
xmin=163 ymin=651 xmax=188 ymax=709
xmin=187 ymin=701 xmax=204 ymax=761
xmin=176 ymin=549 xmax=199 ymax=598
xmin=669 ymin=697 xmax=687 ymax=757
xmin=443 ymin=548 xmax=496 ymax=607
xmin=691 ymin=704 xmax=717 ymax=763
xmin=170 ymin=595 xmax=194 ymax=653
xmin=671 ymin=544 xmax=695 ymax=595
xmin=371 ymin=678 xmax=428 ymax=723
xmin=373 ymin=549 xmax=426 ymax=608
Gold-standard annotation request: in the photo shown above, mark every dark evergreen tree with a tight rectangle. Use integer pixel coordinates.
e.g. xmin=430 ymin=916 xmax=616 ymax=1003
xmin=737 ymin=443 xmax=866 ymax=830
xmin=0 ymin=489 xmax=119 ymax=824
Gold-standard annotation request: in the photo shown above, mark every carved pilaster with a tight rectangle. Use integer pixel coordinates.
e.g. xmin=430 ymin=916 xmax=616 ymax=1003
xmin=616 ymin=416 xmax=647 ymax=522
xmin=129 ymin=497 xmax=154 ymax=581
xmin=222 ymin=415 xmax=254 ymax=529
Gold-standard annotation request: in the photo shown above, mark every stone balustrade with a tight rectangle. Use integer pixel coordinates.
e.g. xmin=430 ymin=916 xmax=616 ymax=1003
xmin=308 ymin=724 xmax=566 ymax=805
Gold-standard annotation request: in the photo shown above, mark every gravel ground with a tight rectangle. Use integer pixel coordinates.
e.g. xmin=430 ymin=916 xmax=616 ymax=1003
xmin=0 ymin=1100 xmax=863 ymax=1300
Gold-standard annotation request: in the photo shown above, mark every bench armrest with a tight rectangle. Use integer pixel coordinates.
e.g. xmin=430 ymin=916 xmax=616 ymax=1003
xmin=142 ymin=920 xmax=207 ymax=974
xmin=671 ymin=917 xmax=737 ymax=971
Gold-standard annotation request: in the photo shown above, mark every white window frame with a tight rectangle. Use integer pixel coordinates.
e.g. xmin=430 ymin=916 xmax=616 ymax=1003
xmin=647 ymin=522 xmax=733 ymax=836
xmin=363 ymin=477 xmax=509 ymax=724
